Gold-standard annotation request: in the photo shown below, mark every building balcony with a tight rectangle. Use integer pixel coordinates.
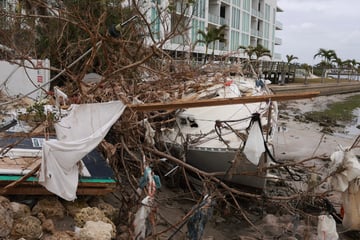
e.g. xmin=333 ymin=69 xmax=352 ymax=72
xmin=209 ymin=41 xmax=227 ymax=51
xmin=273 ymin=52 xmax=282 ymax=61
xmin=275 ymin=21 xmax=283 ymax=30
xmin=208 ymin=13 xmax=220 ymax=25
xmin=208 ymin=13 xmax=229 ymax=26
xmin=170 ymin=35 xmax=185 ymax=45
xmin=251 ymin=29 xmax=263 ymax=38
xmin=251 ymin=9 xmax=264 ymax=19
xmin=175 ymin=2 xmax=191 ymax=16
xmin=275 ymin=37 xmax=282 ymax=45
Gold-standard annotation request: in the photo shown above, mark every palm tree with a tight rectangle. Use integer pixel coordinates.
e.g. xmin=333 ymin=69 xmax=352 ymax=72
xmin=332 ymin=57 xmax=343 ymax=84
xmin=238 ymin=44 xmax=271 ymax=77
xmin=286 ymin=54 xmax=298 ymax=64
xmin=194 ymin=25 xmax=227 ymax=63
xmin=280 ymin=54 xmax=298 ymax=85
xmin=239 ymin=44 xmax=271 ymax=60
xmin=345 ymin=59 xmax=359 ymax=81
xmin=313 ymin=48 xmax=337 ymax=83
xmin=300 ymin=63 xmax=311 ymax=85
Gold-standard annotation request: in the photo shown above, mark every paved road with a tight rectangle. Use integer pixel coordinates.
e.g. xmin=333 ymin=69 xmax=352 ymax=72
xmin=270 ymin=82 xmax=360 ymax=96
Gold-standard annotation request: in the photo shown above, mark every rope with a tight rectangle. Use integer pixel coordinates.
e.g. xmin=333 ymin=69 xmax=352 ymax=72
xmin=249 ymin=112 xmax=302 ymax=181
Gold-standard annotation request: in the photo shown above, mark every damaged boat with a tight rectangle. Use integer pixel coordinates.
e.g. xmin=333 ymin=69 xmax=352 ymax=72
xmin=160 ymin=76 xmax=279 ymax=189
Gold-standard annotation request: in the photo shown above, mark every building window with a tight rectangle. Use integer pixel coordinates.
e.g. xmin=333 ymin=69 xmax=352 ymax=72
xmin=151 ymin=7 xmax=161 ymax=39
xmin=243 ymin=0 xmax=250 ymax=12
xmin=264 ymin=22 xmax=269 ymax=38
xmin=232 ymin=0 xmax=241 ymax=7
xmin=192 ymin=19 xmax=205 ymax=45
xmin=241 ymin=33 xmax=249 ymax=46
xmin=231 ymin=7 xmax=240 ymax=29
xmin=242 ymin=12 xmax=250 ymax=33
xmin=265 ymin=4 xmax=270 ymax=21
xmin=193 ymin=0 xmax=206 ymax=18
xmin=231 ymin=30 xmax=240 ymax=51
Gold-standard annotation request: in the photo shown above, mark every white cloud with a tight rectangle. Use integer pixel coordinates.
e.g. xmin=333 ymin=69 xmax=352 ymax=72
xmin=275 ymin=0 xmax=360 ymax=64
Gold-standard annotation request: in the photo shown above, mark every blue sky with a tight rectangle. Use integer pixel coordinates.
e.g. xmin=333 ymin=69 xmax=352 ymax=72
xmin=276 ymin=0 xmax=360 ymax=65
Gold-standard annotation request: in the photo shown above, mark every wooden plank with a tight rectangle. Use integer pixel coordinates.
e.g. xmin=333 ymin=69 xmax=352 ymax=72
xmin=128 ymin=91 xmax=320 ymax=111
xmin=1 ymin=186 xmax=115 ymax=196
xmin=0 ymin=181 xmax=116 ymax=195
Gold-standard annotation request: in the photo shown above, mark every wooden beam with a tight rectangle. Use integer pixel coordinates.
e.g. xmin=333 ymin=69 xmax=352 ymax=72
xmin=128 ymin=91 xmax=320 ymax=111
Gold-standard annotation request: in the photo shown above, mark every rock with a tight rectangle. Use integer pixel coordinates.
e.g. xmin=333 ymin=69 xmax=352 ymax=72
xmin=88 ymin=197 xmax=119 ymax=222
xmin=63 ymin=199 xmax=89 ymax=217
xmin=38 ymin=212 xmax=56 ymax=234
xmin=77 ymin=221 xmax=113 ymax=240
xmin=262 ymin=214 xmax=278 ymax=225
xmin=74 ymin=207 xmax=116 ymax=238
xmin=32 ymin=197 xmax=66 ymax=219
xmin=11 ymin=201 xmax=31 ymax=219
xmin=0 ymin=196 xmax=14 ymax=238
xmin=11 ymin=215 xmax=43 ymax=240
xmin=42 ymin=231 xmax=77 ymax=240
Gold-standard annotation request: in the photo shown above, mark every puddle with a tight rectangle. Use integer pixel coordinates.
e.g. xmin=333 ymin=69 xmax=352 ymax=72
xmin=335 ymin=108 xmax=360 ymax=138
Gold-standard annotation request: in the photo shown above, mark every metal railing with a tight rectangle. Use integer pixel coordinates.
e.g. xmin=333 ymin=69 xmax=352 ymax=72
xmin=275 ymin=21 xmax=283 ymax=30
xmin=275 ymin=37 xmax=282 ymax=45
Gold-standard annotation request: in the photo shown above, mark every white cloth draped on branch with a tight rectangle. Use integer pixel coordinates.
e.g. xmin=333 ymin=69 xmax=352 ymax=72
xmin=39 ymin=101 xmax=126 ymax=201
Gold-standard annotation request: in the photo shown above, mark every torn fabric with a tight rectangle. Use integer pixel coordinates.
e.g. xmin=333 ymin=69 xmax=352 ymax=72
xmin=329 ymin=149 xmax=360 ymax=192
xmin=39 ymin=101 xmax=125 ymax=201
xmin=243 ymin=121 xmax=265 ymax=165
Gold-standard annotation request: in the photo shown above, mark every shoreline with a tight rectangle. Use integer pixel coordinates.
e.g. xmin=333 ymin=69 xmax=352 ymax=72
xmin=274 ymin=92 xmax=360 ymax=161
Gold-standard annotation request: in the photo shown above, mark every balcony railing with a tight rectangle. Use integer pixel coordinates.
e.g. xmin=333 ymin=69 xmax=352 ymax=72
xmin=273 ymin=53 xmax=282 ymax=61
xmin=275 ymin=37 xmax=282 ymax=45
xmin=208 ymin=13 xmax=220 ymax=25
xmin=220 ymin=17 xmax=229 ymax=26
xmin=251 ymin=9 xmax=264 ymax=19
xmin=208 ymin=13 xmax=229 ymax=26
xmin=251 ymin=29 xmax=263 ymax=38
xmin=275 ymin=21 xmax=283 ymax=30
xmin=170 ymin=35 xmax=185 ymax=45
xmin=208 ymin=41 xmax=228 ymax=51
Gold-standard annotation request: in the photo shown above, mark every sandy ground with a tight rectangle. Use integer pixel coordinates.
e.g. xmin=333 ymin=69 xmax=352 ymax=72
xmin=274 ymin=93 xmax=359 ymax=161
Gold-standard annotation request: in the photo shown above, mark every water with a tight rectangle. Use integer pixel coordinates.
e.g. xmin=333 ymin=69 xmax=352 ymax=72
xmin=327 ymin=74 xmax=360 ymax=81
xmin=336 ymin=108 xmax=360 ymax=138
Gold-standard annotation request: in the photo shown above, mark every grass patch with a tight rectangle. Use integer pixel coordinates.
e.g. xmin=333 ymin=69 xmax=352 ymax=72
xmin=304 ymin=94 xmax=360 ymax=125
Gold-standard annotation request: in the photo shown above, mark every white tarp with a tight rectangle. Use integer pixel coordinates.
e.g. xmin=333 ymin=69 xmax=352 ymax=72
xmin=329 ymin=149 xmax=360 ymax=192
xmin=329 ymin=149 xmax=360 ymax=231
xmin=243 ymin=122 xmax=265 ymax=165
xmin=342 ymin=179 xmax=360 ymax=230
xmin=317 ymin=215 xmax=338 ymax=240
xmin=39 ymin=101 xmax=126 ymax=201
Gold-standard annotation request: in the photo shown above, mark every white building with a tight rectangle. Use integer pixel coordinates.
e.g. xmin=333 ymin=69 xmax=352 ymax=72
xmin=1 ymin=0 xmax=284 ymax=61
xmin=141 ymin=0 xmax=283 ymax=61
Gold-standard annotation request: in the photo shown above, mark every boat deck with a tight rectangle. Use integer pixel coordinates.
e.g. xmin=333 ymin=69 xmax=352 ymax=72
xmin=0 ymin=134 xmax=117 ymax=196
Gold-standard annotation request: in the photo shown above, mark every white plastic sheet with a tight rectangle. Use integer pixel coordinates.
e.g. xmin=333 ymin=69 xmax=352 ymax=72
xmin=330 ymin=149 xmax=360 ymax=192
xmin=39 ymin=101 xmax=125 ymax=201
xmin=342 ymin=178 xmax=360 ymax=231
xmin=317 ymin=215 xmax=338 ymax=240
xmin=133 ymin=196 xmax=152 ymax=239
xmin=243 ymin=122 xmax=265 ymax=165
xmin=329 ymin=149 xmax=360 ymax=231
